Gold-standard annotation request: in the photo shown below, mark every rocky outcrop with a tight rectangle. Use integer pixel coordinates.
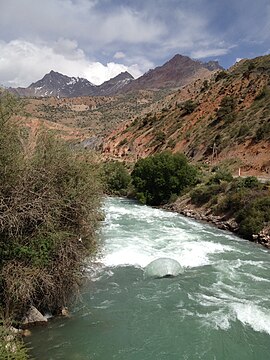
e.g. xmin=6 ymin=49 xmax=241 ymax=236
xmin=253 ymin=226 xmax=270 ymax=248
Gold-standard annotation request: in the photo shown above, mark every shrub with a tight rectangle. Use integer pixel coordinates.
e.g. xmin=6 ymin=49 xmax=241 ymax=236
xmin=216 ymin=96 xmax=236 ymax=123
xmin=181 ymin=100 xmax=197 ymax=115
xmin=215 ymin=70 xmax=229 ymax=81
xmin=0 ymin=325 xmax=29 ymax=359
xmin=131 ymin=152 xmax=197 ymax=205
xmin=190 ymin=184 xmax=223 ymax=206
xmin=208 ymin=168 xmax=233 ymax=184
xmin=235 ymin=196 xmax=270 ymax=239
xmin=255 ymin=121 xmax=270 ymax=141
xmin=0 ymin=94 xmax=102 ymax=320
xmin=155 ymin=131 xmax=166 ymax=143
xmin=238 ymin=176 xmax=261 ymax=189
xmin=237 ymin=124 xmax=250 ymax=138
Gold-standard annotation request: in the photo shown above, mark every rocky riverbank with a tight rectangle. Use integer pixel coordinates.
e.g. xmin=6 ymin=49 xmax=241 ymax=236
xmin=164 ymin=195 xmax=270 ymax=249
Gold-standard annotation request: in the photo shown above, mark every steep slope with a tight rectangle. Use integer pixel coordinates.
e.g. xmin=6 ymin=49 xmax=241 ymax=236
xmin=121 ymin=54 xmax=222 ymax=92
xmin=102 ymin=55 xmax=270 ymax=175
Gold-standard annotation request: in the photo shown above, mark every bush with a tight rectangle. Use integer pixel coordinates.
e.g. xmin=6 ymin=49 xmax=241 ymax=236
xmin=235 ymin=196 xmax=270 ymax=239
xmin=208 ymin=168 xmax=233 ymax=184
xmin=0 ymin=94 xmax=102 ymax=320
xmin=0 ymin=325 xmax=29 ymax=360
xmin=190 ymin=184 xmax=223 ymax=206
xmin=131 ymin=152 xmax=197 ymax=205
xmin=215 ymin=70 xmax=229 ymax=81
xmin=255 ymin=121 xmax=270 ymax=141
xmin=238 ymin=176 xmax=261 ymax=189
xmin=216 ymin=96 xmax=236 ymax=123
xmin=181 ymin=100 xmax=197 ymax=115
xmin=101 ymin=161 xmax=131 ymax=195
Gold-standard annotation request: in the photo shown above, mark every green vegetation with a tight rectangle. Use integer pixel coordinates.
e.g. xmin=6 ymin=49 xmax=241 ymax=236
xmin=0 ymin=325 xmax=29 ymax=359
xmin=0 ymin=92 xmax=102 ymax=356
xmin=180 ymin=100 xmax=197 ymax=115
xmin=190 ymin=171 xmax=270 ymax=240
xmin=101 ymin=161 xmax=131 ymax=195
xmin=131 ymin=152 xmax=198 ymax=205
xmin=216 ymin=96 xmax=236 ymax=123
xmin=255 ymin=120 xmax=270 ymax=141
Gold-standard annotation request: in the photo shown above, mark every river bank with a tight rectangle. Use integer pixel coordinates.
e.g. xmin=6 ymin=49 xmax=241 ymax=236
xmin=164 ymin=193 xmax=270 ymax=249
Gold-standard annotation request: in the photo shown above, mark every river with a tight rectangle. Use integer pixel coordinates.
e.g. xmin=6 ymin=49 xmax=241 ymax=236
xmin=27 ymin=197 xmax=270 ymax=359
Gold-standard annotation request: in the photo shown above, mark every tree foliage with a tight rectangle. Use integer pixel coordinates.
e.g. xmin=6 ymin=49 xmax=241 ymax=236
xmin=131 ymin=152 xmax=197 ymax=205
xmin=101 ymin=161 xmax=131 ymax=195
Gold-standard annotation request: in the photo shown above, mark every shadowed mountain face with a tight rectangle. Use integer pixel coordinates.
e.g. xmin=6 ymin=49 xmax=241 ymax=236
xmin=9 ymin=54 xmax=222 ymax=98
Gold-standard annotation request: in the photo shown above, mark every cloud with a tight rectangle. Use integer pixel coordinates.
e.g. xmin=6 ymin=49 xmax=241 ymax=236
xmin=0 ymin=0 xmax=270 ymax=84
xmin=235 ymin=57 xmax=243 ymax=63
xmin=0 ymin=39 xmax=144 ymax=87
xmin=113 ymin=52 xmax=126 ymax=59
xmin=191 ymin=48 xmax=232 ymax=59
xmin=0 ymin=0 xmax=165 ymax=48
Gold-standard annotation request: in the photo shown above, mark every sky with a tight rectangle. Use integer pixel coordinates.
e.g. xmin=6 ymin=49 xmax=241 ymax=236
xmin=0 ymin=0 xmax=269 ymax=87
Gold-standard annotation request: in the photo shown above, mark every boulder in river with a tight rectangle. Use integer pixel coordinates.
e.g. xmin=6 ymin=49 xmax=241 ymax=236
xmin=144 ymin=258 xmax=183 ymax=278
xmin=23 ymin=306 xmax=48 ymax=327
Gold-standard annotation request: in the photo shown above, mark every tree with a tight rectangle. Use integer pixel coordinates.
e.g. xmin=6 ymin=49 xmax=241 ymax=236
xmin=131 ymin=152 xmax=197 ymax=205
xmin=101 ymin=161 xmax=131 ymax=195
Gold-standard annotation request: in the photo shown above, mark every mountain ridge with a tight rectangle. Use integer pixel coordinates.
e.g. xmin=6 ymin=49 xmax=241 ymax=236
xmin=8 ymin=54 xmax=222 ymax=97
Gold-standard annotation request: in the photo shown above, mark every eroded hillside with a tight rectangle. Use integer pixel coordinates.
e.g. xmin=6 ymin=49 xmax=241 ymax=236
xmin=102 ymin=55 xmax=270 ymax=175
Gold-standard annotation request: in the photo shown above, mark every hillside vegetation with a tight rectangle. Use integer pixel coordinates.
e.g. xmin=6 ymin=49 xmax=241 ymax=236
xmin=103 ymin=55 xmax=270 ymax=176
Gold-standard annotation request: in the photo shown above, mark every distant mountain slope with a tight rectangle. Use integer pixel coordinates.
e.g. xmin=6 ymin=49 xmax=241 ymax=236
xmin=97 ymin=71 xmax=134 ymax=95
xmin=121 ymin=54 xmax=222 ymax=92
xmin=10 ymin=71 xmax=134 ymax=98
xmin=102 ymin=54 xmax=270 ymax=175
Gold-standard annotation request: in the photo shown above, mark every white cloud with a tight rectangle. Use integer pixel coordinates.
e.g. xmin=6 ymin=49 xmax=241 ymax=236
xmin=191 ymin=48 xmax=231 ymax=59
xmin=0 ymin=39 xmax=144 ymax=87
xmin=113 ymin=52 xmax=126 ymax=59
xmin=235 ymin=57 xmax=243 ymax=63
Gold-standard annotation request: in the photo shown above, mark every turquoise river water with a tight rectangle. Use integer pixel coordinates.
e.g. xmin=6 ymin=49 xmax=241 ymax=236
xmin=27 ymin=197 xmax=270 ymax=359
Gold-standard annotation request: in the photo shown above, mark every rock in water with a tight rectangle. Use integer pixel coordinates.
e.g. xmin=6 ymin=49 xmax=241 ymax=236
xmin=23 ymin=306 xmax=48 ymax=326
xmin=144 ymin=258 xmax=183 ymax=278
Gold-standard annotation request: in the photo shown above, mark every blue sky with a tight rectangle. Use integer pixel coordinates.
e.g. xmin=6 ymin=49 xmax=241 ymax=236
xmin=0 ymin=0 xmax=269 ymax=87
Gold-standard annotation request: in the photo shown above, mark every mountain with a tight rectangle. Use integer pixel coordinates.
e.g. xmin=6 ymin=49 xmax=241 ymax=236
xmin=97 ymin=71 xmax=134 ymax=95
xmin=10 ymin=71 xmax=134 ymax=98
xmin=10 ymin=71 xmax=96 ymax=97
xmin=8 ymin=54 xmax=221 ymax=98
xmin=120 ymin=54 xmax=223 ymax=92
xmin=102 ymin=54 xmax=270 ymax=175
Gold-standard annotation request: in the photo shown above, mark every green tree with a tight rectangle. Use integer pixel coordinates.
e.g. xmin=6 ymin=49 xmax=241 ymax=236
xmin=131 ymin=152 xmax=197 ymax=205
xmin=101 ymin=161 xmax=131 ymax=195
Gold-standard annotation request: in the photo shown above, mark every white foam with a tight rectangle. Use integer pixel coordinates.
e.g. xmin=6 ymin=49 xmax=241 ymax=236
xmin=101 ymin=198 xmax=234 ymax=269
xmin=232 ymin=303 xmax=270 ymax=335
xmin=198 ymin=309 xmax=233 ymax=331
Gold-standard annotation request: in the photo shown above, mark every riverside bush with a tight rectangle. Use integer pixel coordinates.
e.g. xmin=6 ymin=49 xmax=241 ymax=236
xmin=131 ymin=152 xmax=197 ymax=205
xmin=190 ymin=183 xmax=223 ymax=206
xmin=0 ymin=93 xmax=102 ymax=321
xmin=0 ymin=325 xmax=29 ymax=360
